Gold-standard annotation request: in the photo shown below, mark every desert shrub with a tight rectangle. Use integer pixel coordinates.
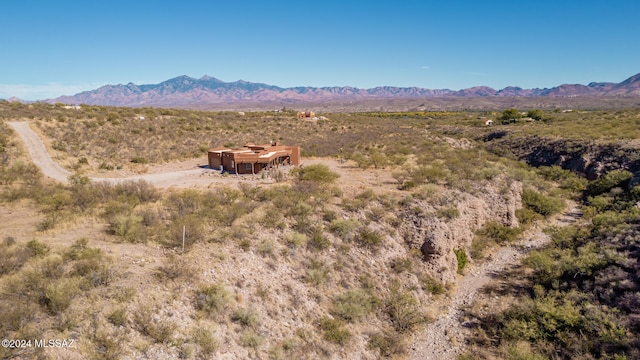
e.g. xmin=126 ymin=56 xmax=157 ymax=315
xmin=354 ymin=227 xmax=384 ymax=251
xmin=0 ymin=242 xmax=33 ymax=275
xmin=454 ymin=248 xmax=468 ymax=273
xmin=232 ymin=307 xmax=259 ymax=328
xmin=366 ymin=206 xmax=387 ymax=222
xmin=473 ymin=166 xmax=501 ymax=180
xmin=44 ymin=277 xmax=80 ymax=314
xmin=213 ymin=199 xmax=255 ymax=226
xmin=367 ymin=330 xmax=406 ymax=357
xmin=411 ymin=164 xmax=450 ymax=185
xmin=521 ymin=188 xmax=564 ymax=217
xmin=293 ymin=164 xmax=339 ymax=183
xmin=386 ymin=282 xmax=427 ymax=332
xmin=585 ymin=170 xmax=633 ymax=197
xmin=110 ymin=213 xmax=142 ymax=238
xmin=65 ymin=238 xmax=99 ymax=260
xmin=307 ymin=227 xmax=331 ymax=251
xmin=108 ymin=307 xmax=128 ymax=326
xmin=306 ymin=260 xmax=330 ymax=286
xmin=193 ymin=325 xmax=218 ymax=356
xmin=132 ymin=301 xmax=176 ymax=343
xmin=167 ymin=215 xmax=206 ymax=248
xmin=166 ymin=189 xmax=202 ymax=217
xmin=333 ymin=289 xmax=377 ymax=322
xmin=437 ymin=206 xmax=460 ymax=220
xmin=390 ymin=256 xmax=414 ymax=273
xmin=515 ymin=207 xmax=542 ymax=225
xmin=420 ymin=274 xmax=447 ymax=295
xmin=318 ymin=317 xmax=351 ymax=345
xmin=476 ymin=222 xmax=522 ymax=245
xmin=284 ymin=231 xmax=307 ymax=249
xmin=268 ymin=338 xmax=301 ymax=360
xmin=77 ymin=260 xmax=114 ymax=288
xmin=239 ymin=330 xmax=263 ymax=349
xmin=156 ymin=254 xmax=195 ymax=280
xmin=113 ymin=287 xmax=137 ymax=303
xmin=26 ymin=239 xmax=50 ymax=257
xmin=329 ymin=218 xmax=358 ymax=241
xmin=195 ymin=284 xmax=231 ymax=317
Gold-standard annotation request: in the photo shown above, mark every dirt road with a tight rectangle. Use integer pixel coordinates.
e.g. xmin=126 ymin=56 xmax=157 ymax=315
xmin=8 ymin=121 xmax=218 ymax=187
xmin=408 ymin=205 xmax=582 ymax=359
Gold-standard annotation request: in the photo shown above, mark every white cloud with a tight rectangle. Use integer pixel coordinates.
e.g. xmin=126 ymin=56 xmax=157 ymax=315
xmin=420 ymin=66 xmax=431 ymax=70
xmin=0 ymin=83 xmax=103 ymax=101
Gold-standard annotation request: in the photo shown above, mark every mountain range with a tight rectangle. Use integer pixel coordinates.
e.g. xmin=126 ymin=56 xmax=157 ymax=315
xmin=48 ymin=73 xmax=640 ymax=108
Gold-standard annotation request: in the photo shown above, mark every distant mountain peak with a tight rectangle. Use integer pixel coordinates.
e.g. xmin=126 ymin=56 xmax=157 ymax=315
xmin=47 ymin=72 xmax=640 ymax=108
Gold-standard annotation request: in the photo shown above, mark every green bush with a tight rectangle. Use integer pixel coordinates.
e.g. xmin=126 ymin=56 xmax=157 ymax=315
xmin=521 ymin=189 xmax=564 ymax=217
xmin=354 ymin=227 xmax=384 ymax=251
xmin=26 ymin=239 xmax=50 ymax=257
xmin=293 ymin=164 xmax=340 ymax=183
xmin=44 ymin=278 xmax=79 ymax=314
xmin=193 ymin=325 xmax=218 ymax=355
xmin=585 ymin=170 xmax=633 ymax=197
xmin=284 ymin=231 xmax=307 ymax=248
xmin=386 ymin=282 xmax=427 ymax=332
xmin=108 ymin=307 xmax=128 ymax=326
xmin=454 ymin=248 xmax=468 ymax=273
xmin=195 ymin=284 xmax=231 ymax=317
xmin=318 ymin=317 xmax=351 ymax=345
xmin=239 ymin=330 xmax=263 ymax=348
xmin=476 ymin=222 xmax=522 ymax=245
xmin=133 ymin=301 xmax=176 ymax=343
xmin=333 ymin=289 xmax=377 ymax=321
xmin=367 ymin=331 xmax=406 ymax=357
xmin=232 ymin=307 xmax=259 ymax=328
xmin=437 ymin=206 xmax=460 ymax=220
xmin=306 ymin=260 xmax=330 ymax=286
xmin=329 ymin=218 xmax=358 ymax=241
xmin=420 ymin=274 xmax=446 ymax=295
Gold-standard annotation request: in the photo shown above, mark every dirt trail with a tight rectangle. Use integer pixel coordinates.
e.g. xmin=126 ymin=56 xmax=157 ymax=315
xmin=408 ymin=205 xmax=583 ymax=359
xmin=8 ymin=121 xmax=73 ymax=182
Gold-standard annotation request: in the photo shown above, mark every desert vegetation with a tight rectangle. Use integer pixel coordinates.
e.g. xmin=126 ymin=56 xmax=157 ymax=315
xmin=1 ymin=99 xmax=639 ymax=359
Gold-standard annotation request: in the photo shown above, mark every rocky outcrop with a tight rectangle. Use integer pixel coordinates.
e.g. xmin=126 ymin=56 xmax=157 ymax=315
xmin=486 ymin=135 xmax=640 ymax=182
xmin=401 ymin=179 xmax=522 ymax=284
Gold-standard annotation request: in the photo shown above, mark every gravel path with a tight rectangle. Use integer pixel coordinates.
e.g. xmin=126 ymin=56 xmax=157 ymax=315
xmin=408 ymin=206 xmax=583 ymax=359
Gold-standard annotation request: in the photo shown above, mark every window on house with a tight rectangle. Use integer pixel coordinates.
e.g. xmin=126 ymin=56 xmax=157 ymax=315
xmin=244 ymin=163 xmax=252 ymax=171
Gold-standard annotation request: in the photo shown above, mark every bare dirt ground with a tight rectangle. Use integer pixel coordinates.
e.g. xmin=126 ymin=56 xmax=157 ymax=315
xmin=407 ymin=204 xmax=583 ymax=359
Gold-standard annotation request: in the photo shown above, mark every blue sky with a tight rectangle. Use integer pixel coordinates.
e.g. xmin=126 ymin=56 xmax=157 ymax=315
xmin=1 ymin=0 xmax=639 ymax=100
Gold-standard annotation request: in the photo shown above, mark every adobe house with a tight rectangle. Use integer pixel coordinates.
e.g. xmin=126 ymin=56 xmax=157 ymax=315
xmin=207 ymin=142 xmax=300 ymax=174
xmin=296 ymin=111 xmax=315 ymax=119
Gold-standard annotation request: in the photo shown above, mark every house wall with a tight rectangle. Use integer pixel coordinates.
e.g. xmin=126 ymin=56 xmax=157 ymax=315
xmin=208 ymin=152 xmax=223 ymax=169
xmin=213 ymin=143 xmax=301 ymax=174
xmin=285 ymin=146 xmax=300 ymax=165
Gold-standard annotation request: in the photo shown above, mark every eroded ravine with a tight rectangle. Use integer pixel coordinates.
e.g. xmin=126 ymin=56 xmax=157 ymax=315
xmin=408 ymin=204 xmax=582 ymax=359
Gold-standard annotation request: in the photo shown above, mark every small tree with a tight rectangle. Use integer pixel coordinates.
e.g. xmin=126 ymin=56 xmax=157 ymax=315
xmin=527 ymin=109 xmax=544 ymax=121
xmin=501 ymin=108 xmax=522 ymax=121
